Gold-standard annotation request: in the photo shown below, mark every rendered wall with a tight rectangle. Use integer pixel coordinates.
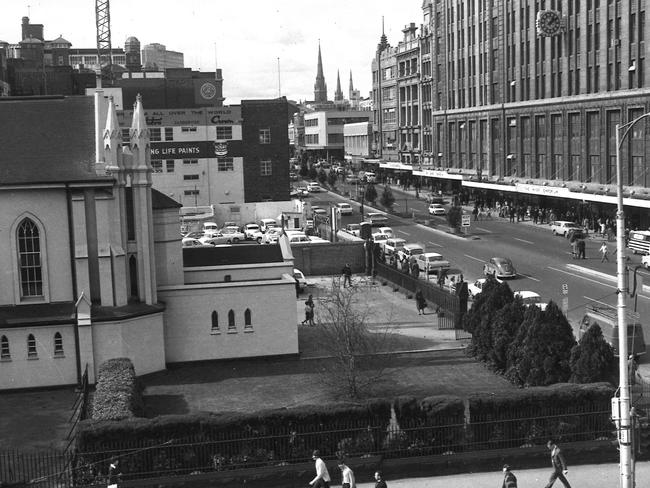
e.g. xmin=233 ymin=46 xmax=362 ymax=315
xmin=158 ymin=278 xmax=298 ymax=363
xmin=292 ymin=241 xmax=365 ymax=275
xmin=184 ymin=262 xmax=293 ymax=285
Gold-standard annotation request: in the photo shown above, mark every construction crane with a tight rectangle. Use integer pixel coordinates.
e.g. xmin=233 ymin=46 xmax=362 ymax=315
xmin=95 ymin=0 xmax=112 ymax=87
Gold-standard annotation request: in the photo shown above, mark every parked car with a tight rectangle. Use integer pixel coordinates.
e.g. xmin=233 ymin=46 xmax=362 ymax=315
xmin=336 ymin=202 xmax=353 ymax=215
xmin=467 ymin=277 xmax=503 ymax=298
xmin=483 ymin=257 xmax=517 ymax=278
xmin=294 ymin=186 xmax=310 ymax=197
xmin=243 ymin=223 xmax=263 ymax=242
xmin=550 ymin=220 xmax=584 ymax=237
xmin=382 ymin=237 xmax=407 ymax=259
xmin=264 ymin=227 xmax=283 ymax=244
xmin=371 ymin=232 xmax=390 ymax=244
xmin=344 ymin=223 xmax=361 ymax=237
xmin=182 ymin=231 xmax=204 ymax=239
xmin=203 ymin=221 xmax=219 ymax=234
xmin=414 ymin=252 xmax=451 ymax=274
xmin=514 ymin=291 xmax=548 ymax=311
xmin=397 ymin=243 xmax=425 ymax=262
xmin=293 ymin=268 xmax=307 ymax=291
xmin=428 ymin=203 xmax=446 ymax=215
xmin=312 ymin=206 xmax=328 ymax=217
xmin=220 ymin=226 xmax=246 ymax=243
xmin=182 ymin=237 xmax=204 ymax=247
xmin=378 ymin=226 xmax=394 ymax=238
xmin=366 ymin=212 xmax=389 ymax=226
xmin=307 ymin=182 xmax=323 ymax=192
xmin=425 ymin=193 xmax=445 ymax=204
xmin=288 ymin=234 xmax=312 ymax=244
xmin=259 ymin=218 xmax=278 ymax=232
xmin=199 ymin=233 xmax=233 ymax=245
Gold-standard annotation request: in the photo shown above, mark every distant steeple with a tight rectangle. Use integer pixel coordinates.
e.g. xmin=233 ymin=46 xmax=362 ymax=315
xmin=313 ymin=40 xmax=328 ymax=103
xmin=377 ymin=16 xmax=389 ymax=53
xmin=349 ymin=70 xmax=354 ymax=99
xmin=334 ymin=70 xmax=343 ymax=102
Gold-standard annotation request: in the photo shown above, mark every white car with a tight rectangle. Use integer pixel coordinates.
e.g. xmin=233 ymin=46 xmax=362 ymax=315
xmin=372 ymin=232 xmax=390 ymax=244
xmin=366 ymin=212 xmax=389 ymax=226
xmin=336 ymin=202 xmax=353 ymax=215
xmin=312 ymin=206 xmax=328 ymax=217
xmin=414 ymin=252 xmax=450 ymax=274
xmin=199 ymin=233 xmax=233 ymax=245
xmin=550 ymin=220 xmax=583 ymax=237
xmin=382 ymin=237 xmax=407 ymax=258
xmin=220 ymin=226 xmax=245 ymax=243
xmin=293 ymin=268 xmax=307 ymax=291
xmin=182 ymin=237 xmax=204 ymax=247
xmin=397 ymin=243 xmax=425 ymax=262
xmin=378 ymin=226 xmax=394 ymax=238
xmin=242 ymin=223 xmax=263 ymax=242
xmin=467 ymin=277 xmax=503 ymax=298
xmin=307 ymin=182 xmax=323 ymax=192
xmin=264 ymin=227 xmax=283 ymax=244
xmin=345 ymin=223 xmax=361 ymax=237
xmin=514 ymin=291 xmax=548 ymax=311
xmin=428 ymin=203 xmax=446 ymax=215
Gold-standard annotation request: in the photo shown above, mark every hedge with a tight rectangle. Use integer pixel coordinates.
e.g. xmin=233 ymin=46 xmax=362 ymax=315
xmin=91 ymin=358 xmax=144 ymax=421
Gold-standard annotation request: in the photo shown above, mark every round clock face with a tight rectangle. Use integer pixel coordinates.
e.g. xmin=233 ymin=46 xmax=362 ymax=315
xmin=538 ymin=10 xmax=561 ymax=36
xmin=200 ymin=82 xmax=217 ymax=100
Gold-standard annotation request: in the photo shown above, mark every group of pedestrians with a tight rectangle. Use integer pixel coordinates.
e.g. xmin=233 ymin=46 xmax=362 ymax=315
xmin=308 ymin=439 xmax=571 ymax=488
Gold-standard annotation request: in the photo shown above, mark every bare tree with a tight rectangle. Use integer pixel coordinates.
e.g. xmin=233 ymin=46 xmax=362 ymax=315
xmin=315 ymin=277 xmax=396 ymax=399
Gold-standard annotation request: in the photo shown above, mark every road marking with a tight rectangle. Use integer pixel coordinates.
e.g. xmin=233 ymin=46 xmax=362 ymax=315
xmin=519 ymin=273 xmax=540 ymax=282
xmin=583 ymin=296 xmax=612 ymax=307
xmin=476 ymin=227 xmax=492 ymax=233
xmin=464 ymin=254 xmax=484 ymax=263
xmin=514 ymin=237 xmax=534 ymax=244
xmin=548 ymin=266 xmax=617 ymax=290
xmin=428 ymin=241 xmax=443 ymax=247
xmin=398 ymin=230 xmax=411 ymax=236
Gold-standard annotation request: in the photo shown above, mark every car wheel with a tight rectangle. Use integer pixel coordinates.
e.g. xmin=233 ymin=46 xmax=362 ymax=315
xmin=256 ymin=237 xmax=262 ymax=244
xmin=226 ymin=239 xmax=232 ymax=244
xmin=552 ymin=230 xmax=557 ymax=235
xmin=233 ymin=238 xmax=240 ymax=243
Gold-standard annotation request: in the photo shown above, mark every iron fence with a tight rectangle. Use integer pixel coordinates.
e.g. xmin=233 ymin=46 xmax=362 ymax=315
xmin=0 ymin=449 xmax=72 ymax=488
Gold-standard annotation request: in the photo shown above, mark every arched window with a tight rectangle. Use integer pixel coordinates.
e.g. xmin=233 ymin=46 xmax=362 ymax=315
xmin=211 ymin=311 xmax=219 ymax=332
xmin=17 ymin=219 xmax=43 ymax=298
xmin=0 ymin=336 xmax=10 ymax=359
xmin=54 ymin=332 xmax=64 ymax=356
xmin=27 ymin=334 xmax=37 ymax=358
xmin=228 ymin=310 xmax=236 ymax=331
xmin=244 ymin=309 xmax=252 ymax=329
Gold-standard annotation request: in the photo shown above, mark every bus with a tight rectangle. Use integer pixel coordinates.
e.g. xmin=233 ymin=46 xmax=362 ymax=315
xmin=628 ymin=230 xmax=650 ymax=255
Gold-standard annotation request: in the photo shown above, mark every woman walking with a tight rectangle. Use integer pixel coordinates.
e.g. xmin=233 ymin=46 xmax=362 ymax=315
xmin=415 ymin=289 xmax=426 ymax=315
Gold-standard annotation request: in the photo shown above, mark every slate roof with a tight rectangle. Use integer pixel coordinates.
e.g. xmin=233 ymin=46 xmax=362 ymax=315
xmin=0 ymin=96 xmax=112 ymax=186
xmin=183 ymin=245 xmax=284 ymax=267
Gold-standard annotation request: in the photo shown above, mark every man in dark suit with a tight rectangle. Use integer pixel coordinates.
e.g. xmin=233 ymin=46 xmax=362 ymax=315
xmin=544 ymin=439 xmax=571 ymax=488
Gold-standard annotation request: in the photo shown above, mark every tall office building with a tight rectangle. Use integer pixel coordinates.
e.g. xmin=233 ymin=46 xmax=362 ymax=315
xmin=142 ymin=43 xmax=184 ymax=71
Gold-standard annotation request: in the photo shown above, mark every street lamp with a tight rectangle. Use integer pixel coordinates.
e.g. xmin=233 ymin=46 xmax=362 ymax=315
xmin=614 ymin=112 xmax=650 ymax=488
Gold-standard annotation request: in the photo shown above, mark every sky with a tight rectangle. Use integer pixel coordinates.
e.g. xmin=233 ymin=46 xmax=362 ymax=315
xmin=0 ymin=0 xmax=425 ymax=103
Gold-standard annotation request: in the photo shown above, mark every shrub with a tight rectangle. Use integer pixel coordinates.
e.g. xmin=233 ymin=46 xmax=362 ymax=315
xmin=380 ymin=185 xmax=395 ymax=211
xmin=318 ymin=168 xmax=327 ymax=185
xmin=569 ymin=323 xmax=615 ymax=383
xmin=364 ymin=184 xmax=377 ymax=204
xmin=446 ymin=206 xmax=462 ymax=230
xmin=91 ymin=358 xmax=143 ymax=421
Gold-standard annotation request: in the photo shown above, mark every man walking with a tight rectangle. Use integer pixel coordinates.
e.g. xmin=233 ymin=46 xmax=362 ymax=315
xmin=309 ymin=450 xmax=331 ymax=488
xmin=501 ymin=464 xmax=517 ymax=488
xmin=544 ymin=439 xmax=571 ymax=488
xmin=577 ymin=239 xmax=586 ymax=259
xmin=600 ymin=241 xmax=609 ymax=262
xmin=373 ymin=471 xmax=387 ymax=488
xmin=337 ymin=459 xmax=356 ymax=488
xmin=342 ymin=263 xmax=352 ymax=287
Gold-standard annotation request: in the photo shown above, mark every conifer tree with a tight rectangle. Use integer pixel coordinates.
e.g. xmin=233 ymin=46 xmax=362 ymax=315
xmin=569 ymin=323 xmax=615 ymax=383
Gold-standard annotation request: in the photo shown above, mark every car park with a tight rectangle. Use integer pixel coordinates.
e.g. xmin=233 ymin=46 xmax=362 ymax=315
xmin=336 ymin=202 xmax=353 ymax=215
xmin=414 ymin=252 xmax=451 ymax=274
xmin=550 ymin=220 xmax=583 ymax=237
xmin=366 ymin=212 xmax=389 ymax=226
xmin=514 ymin=291 xmax=548 ymax=310
xmin=293 ymin=268 xmax=307 ymax=291
xmin=344 ymin=223 xmax=361 ymax=237
xmin=483 ymin=257 xmax=517 ymax=278
xmin=428 ymin=203 xmax=446 ymax=215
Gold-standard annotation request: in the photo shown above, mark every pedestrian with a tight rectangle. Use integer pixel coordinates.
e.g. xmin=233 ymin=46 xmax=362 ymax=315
xmin=302 ymin=295 xmax=315 ymax=326
xmin=599 ymin=241 xmax=609 ymax=262
xmin=309 ymin=450 xmax=331 ymax=488
xmin=415 ymin=289 xmax=426 ymax=315
xmin=374 ymin=471 xmax=387 ymax=488
xmin=107 ymin=458 xmax=121 ymax=488
xmin=295 ymin=276 xmax=301 ymax=298
xmin=569 ymin=235 xmax=578 ymax=259
xmin=544 ymin=439 xmax=571 ymax=488
xmin=342 ymin=263 xmax=352 ymax=287
xmin=501 ymin=464 xmax=517 ymax=488
xmin=337 ymin=460 xmax=356 ymax=488
xmin=577 ymin=239 xmax=586 ymax=259
xmin=472 ymin=206 xmax=479 ymax=221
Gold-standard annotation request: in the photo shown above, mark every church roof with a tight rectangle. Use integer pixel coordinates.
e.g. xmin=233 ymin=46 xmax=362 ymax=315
xmin=152 ymin=188 xmax=182 ymax=209
xmin=0 ymin=96 xmax=112 ymax=186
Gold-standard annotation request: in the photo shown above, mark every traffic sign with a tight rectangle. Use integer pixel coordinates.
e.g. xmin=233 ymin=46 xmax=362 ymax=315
xmin=561 ymin=283 xmax=568 ymax=296
xmin=461 ymin=215 xmax=471 ymax=227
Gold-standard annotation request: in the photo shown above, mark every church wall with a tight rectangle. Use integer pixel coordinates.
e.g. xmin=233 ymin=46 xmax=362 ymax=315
xmin=159 ymin=278 xmax=298 ymax=363
xmin=153 ymin=207 xmax=184 ymax=286
xmin=0 ymin=324 xmax=77 ymax=390
xmin=0 ymin=189 xmax=73 ymax=306
xmin=90 ymin=312 xmax=166 ymax=378
xmin=183 ymin=263 xmax=293 ymax=285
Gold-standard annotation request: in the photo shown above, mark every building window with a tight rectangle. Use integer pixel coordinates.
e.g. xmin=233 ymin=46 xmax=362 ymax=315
xmin=181 ymin=127 xmax=197 ymax=133
xmin=121 ymin=128 xmax=130 ymax=141
xmin=183 ymin=159 xmax=198 ymax=165
xmin=152 ymin=161 xmax=163 ymax=173
xmin=259 ymin=128 xmax=271 ymax=144
xmin=228 ymin=310 xmax=236 ymax=331
xmin=184 ymin=189 xmax=199 ymax=196
xmin=17 ymin=219 xmax=43 ymax=298
xmin=211 ymin=311 xmax=219 ymax=333
xmin=164 ymin=127 xmax=173 ymax=141
xmin=216 ymin=126 xmax=233 ymax=139
xmin=27 ymin=334 xmax=37 ymax=358
xmin=244 ymin=308 xmax=253 ymax=330
xmin=166 ymin=160 xmax=175 ymax=172
xmin=260 ymin=160 xmax=272 ymax=176
xmin=217 ymin=158 xmax=234 ymax=171
xmin=150 ymin=128 xmax=161 ymax=142
xmin=183 ymin=174 xmax=199 ymax=180
xmin=54 ymin=332 xmax=64 ymax=357
xmin=0 ymin=336 xmax=9 ymax=359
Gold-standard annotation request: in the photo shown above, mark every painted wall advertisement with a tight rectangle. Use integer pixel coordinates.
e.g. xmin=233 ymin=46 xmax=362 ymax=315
xmin=150 ymin=140 xmax=243 ymax=160
xmin=118 ymin=106 xmax=242 ymax=127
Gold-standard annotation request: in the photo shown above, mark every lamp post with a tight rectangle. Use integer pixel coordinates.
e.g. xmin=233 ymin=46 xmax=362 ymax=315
xmin=614 ymin=112 xmax=650 ymax=488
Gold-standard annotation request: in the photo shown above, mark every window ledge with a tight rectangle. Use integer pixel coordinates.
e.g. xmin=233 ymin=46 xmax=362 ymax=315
xmin=27 ymin=356 xmax=39 ymax=360
xmin=244 ymin=328 xmax=254 ymax=333
xmin=0 ymin=357 xmax=12 ymax=362
xmin=210 ymin=330 xmax=221 ymax=335
xmin=54 ymin=354 xmax=65 ymax=359
xmin=227 ymin=329 xmax=237 ymax=334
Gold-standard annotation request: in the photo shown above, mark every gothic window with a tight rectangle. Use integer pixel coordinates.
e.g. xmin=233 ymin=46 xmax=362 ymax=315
xmin=54 ymin=332 xmax=64 ymax=356
xmin=228 ymin=310 xmax=236 ymax=331
xmin=244 ymin=309 xmax=252 ymax=330
xmin=211 ymin=311 xmax=220 ymax=333
xmin=17 ymin=218 xmax=43 ymax=298
xmin=27 ymin=334 xmax=37 ymax=358
xmin=1 ymin=336 xmax=9 ymax=359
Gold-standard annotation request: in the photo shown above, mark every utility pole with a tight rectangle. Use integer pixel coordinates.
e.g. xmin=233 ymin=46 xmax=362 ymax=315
xmin=614 ymin=113 xmax=650 ymax=488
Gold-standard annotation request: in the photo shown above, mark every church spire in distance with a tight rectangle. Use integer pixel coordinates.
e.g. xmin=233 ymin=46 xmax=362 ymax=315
xmin=314 ymin=40 xmax=328 ymax=103
xmin=334 ymin=69 xmax=343 ymax=102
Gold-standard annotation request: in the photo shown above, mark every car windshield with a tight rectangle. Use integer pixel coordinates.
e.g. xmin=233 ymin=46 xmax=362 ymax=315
xmin=348 ymin=224 xmax=360 ymax=229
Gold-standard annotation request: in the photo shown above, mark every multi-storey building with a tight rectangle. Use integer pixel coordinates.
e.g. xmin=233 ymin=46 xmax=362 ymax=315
xmin=142 ymin=43 xmax=184 ymax=71
xmin=304 ymin=110 xmax=372 ymax=161
xmin=372 ymin=0 xmax=650 ymax=228
xmin=371 ymin=37 xmax=399 ymax=165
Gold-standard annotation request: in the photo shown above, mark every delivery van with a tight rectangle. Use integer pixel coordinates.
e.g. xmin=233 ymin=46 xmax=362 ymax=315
xmin=579 ymin=306 xmax=646 ymax=356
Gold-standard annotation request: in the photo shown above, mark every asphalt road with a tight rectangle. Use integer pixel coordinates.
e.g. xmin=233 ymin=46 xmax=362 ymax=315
xmin=300 ymin=178 xmax=650 ymax=347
